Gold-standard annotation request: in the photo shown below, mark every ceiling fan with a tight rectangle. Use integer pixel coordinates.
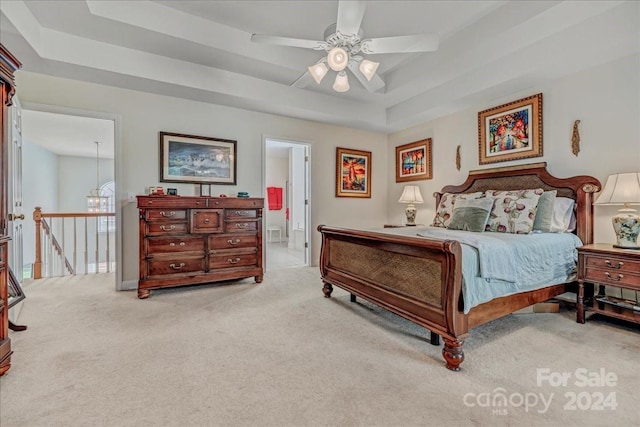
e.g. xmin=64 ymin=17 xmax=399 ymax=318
xmin=251 ymin=0 xmax=439 ymax=93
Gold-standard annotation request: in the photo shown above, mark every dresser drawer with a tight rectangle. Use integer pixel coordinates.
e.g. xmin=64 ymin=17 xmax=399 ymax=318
xmin=146 ymin=222 xmax=188 ymax=235
xmin=144 ymin=209 xmax=188 ymax=221
xmin=146 ymin=236 xmax=204 ymax=255
xmin=147 ymin=257 xmax=205 ymax=277
xmin=585 ymin=255 xmax=640 ymax=274
xmin=190 ymin=209 xmax=223 ymax=233
xmin=209 ymin=234 xmax=258 ymax=250
xmin=210 ymin=252 xmax=258 ymax=269
xmin=225 ymin=220 xmax=258 ymax=233
xmin=225 ymin=209 xmax=258 ymax=219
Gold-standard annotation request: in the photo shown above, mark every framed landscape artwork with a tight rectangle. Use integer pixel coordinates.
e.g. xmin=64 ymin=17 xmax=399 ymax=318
xmin=160 ymin=132 xmax=237 ymax=185
xmin=395 ymin=138 xmax=432 ymax=183
xmin=336 ymin=147 xmax=371 ymax=198
xmin=478 ymin=93 xmax=543 ymax=165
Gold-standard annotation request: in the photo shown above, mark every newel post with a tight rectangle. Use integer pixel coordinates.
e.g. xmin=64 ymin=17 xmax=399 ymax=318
xmin=33 ymin=207 xmax=42 ymax=279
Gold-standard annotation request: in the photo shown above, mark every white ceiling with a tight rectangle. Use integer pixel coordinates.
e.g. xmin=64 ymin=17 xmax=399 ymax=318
xmin=1 ymin=0 xmax=638 ymax=139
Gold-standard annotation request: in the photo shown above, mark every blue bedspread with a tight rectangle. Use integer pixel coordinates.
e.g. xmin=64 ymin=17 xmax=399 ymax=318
xmin=379 ymin=226 xmax=582 ymax=313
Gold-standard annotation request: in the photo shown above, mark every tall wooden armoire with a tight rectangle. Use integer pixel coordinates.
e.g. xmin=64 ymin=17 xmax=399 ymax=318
xmin=0 ymin=44 xmax=21 ymax=376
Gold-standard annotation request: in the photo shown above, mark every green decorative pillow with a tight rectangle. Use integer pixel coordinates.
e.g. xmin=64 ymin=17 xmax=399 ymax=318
xmin=447 ymin=197 xmax=495 ymax=232
xmin=484 ymin=189 xmax=544 ymax=234
xmin=532 ymin=190 xmax=557 ymax=232
xmin=432 ymin=192 xmax=483 ymax=228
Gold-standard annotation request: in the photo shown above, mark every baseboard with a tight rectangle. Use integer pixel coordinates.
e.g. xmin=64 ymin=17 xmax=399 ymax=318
xmin=120 ymin=280 xmax=137 ymax=291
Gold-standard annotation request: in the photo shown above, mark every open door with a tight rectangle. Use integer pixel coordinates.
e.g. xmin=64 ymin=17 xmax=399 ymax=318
xmin=7 ymin=97 xmax=26 ymax=323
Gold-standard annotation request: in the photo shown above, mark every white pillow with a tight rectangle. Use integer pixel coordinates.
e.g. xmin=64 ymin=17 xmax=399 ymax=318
xmin=550 ymin=197 xmax=575 ymax=233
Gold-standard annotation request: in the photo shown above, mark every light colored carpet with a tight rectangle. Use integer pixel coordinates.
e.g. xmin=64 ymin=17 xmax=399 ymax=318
xmin=1 ymin=268 xmax=638 ymax=426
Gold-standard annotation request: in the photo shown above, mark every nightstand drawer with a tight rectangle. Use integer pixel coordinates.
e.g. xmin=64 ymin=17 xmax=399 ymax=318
xmin=583 ymin=268 xmax=640 ymax=288
xmin=585 ymin=255 xmax=640 ymax=274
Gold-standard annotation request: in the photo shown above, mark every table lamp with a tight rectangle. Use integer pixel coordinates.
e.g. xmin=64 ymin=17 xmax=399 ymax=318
xmin=594 ymin=172 xmax=640 ymax=249
xmin=398 ymin=185 xmax=424 ymax=226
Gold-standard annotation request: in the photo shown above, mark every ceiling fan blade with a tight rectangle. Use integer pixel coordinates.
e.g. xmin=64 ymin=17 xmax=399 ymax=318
xmin=336 ymin=0 xmax=366 ymax=36
xmin=251 ymin=34 xmax=327 ymax=50
xmin=291 ymin=71 xmax=312 ymax=89
xmin=361 ymin=34 xmax=439 ymax=54
xmin=347 ymin=62 xmax=385 ymax=93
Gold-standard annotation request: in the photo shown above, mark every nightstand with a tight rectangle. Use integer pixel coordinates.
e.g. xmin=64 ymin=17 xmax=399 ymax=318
xmin=577 ymin=243 xmax=640 ymax=324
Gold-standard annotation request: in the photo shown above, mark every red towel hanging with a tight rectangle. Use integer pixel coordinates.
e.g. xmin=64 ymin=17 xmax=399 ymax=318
xmin=267 ymin=187 xmax=283 ymax=210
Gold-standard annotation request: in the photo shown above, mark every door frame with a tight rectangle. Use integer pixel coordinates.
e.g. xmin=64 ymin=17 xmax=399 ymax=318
xmin=21 ymin=102 xmax=123 ymax=290
xmin=262 ymin=135 xmax=312 ymax=268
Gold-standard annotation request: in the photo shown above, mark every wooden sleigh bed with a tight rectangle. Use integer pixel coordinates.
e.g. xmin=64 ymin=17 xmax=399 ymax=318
xmin=318 ymin=163 xmax=600 ymax=371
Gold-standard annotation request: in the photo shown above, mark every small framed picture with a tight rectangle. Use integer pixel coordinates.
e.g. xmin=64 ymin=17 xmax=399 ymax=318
xmin=167 ymin=188 xmax=178 ymax=196
xmin=200 ymin=184 xmax=211 ymax=197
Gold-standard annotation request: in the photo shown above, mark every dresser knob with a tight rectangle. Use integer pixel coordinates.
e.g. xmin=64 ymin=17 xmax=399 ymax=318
xmin=203 ymin=218 xmax=210 ymax=224
xmin=604 ymin=272 xmax=623 ymax=281
xmin=160 ymin=211 xmax=175 ymax=217
xmin=169 ymin=262 xmax=185 ymax=270
xmin=160 ymin=225 xmax=175 ymax=231
xmin=604 ymin=260 xmax=624 ymax=269
xmin=236 ymin=223 xmax=248 ymax=229
xmin=228 ymin=257 xmax=241 ymax=264
xmin=227 ymin=239 xmax=241 ymax=245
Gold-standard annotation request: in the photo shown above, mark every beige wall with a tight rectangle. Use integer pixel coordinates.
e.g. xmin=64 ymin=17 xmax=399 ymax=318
xmin=388 ymin=53 xmax=640 ymax=244
xmin=16 ymin=72 xmax=389 ymax=285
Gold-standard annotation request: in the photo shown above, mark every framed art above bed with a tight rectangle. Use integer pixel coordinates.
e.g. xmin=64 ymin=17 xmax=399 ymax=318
xmin=478 ymin=93 xmax=543 ymax=165
xmin=395 ymin=138 xmax=433 ymax=182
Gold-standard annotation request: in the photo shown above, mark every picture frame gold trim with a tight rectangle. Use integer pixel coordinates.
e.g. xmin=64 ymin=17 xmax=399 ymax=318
xmin=395 ymin=138 xmax=432 ymax=183
xmin=478 ymin=93 xmax=543 ymax=165
xmin=335 ymin=147 xmax=372 ymax=198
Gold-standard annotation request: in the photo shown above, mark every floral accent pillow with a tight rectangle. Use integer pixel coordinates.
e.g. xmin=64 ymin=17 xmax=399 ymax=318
xmin=484 ymin=189 xmax=544 ymax=234
xmin=432 ymin=192 xmax=483 ymax=228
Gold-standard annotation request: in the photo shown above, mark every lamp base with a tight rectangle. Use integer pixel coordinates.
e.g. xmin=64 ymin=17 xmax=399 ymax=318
xmin=612 ymin=208 xmax=640 ymax=250
xmin=405 ymin=204 xmax=417 ymax=226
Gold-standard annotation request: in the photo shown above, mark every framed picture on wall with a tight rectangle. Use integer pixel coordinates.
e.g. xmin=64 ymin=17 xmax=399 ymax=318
xmin=395 ymin=138 xmax=432 ymax=183
xmin=335 ymin=147 xmax=371 ymax=198
xmin=160 ymin=132 xmax=237 ymax=185
xmin=478 ymin=93 xmax=543 ymax=165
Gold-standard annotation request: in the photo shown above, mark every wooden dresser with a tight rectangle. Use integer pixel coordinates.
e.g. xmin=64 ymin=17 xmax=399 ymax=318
xmin=137 ymin=196 xmax=264 ymax=298
xmin=0 ymin=44 xmax=21 ymax=376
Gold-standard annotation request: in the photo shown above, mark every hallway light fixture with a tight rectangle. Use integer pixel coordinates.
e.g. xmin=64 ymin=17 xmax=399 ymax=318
xmin=86 ymin=141 xmax=108 ymax=213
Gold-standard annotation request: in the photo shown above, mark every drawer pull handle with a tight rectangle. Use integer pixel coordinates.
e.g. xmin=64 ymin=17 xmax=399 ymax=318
xmin=235 ymin=210 xmax=251 ymax=216
xmin=203 ymin=218 xmax=210 ymax=224
xmin=228 ymin=258 xmax=241 ymax=264
xmin=169 ymin=242 xmax=186 ymax=247
xmin=227 ymin=239 xmax=241 ymax=245
xmin=160 ymin=211 xmax=176 ymax=217
xmin=236 ymin=223 xmax=249 ymax=229
xmin=604 ymin=272 xmax=623 ymax=281
xmin=604 ymin=260 xmax=624 ymax=269
xmin=169 ymin=263 xmax=185 ymax=270
xmin=160 ymin=225 xmax=176 ymax=231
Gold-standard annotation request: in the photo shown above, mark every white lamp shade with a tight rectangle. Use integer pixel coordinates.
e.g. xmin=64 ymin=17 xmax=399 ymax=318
xmin=308 ymin=62 xmax=328 ymax=84
xmin=358 ymin=59 xmax=379 ymax=81
xmin=398 ymin=185 xmax=424 ymax=204
xmin=594 ymin=173 xmax=640 ymax=205
xmin=332 ymin=71 xmax=350 ymax=92
xmin=327 ymin=47 xmax=349 ymax=71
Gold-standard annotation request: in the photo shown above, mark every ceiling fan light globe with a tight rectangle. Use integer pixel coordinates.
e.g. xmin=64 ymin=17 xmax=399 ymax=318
xmin=359 ymin=60 xmax=379 ymax=81
xmin=333 ymin=71 xmax=350 ymax=92
xmin=308 ymin=62 xmax=328 ymax=84
xmin=327 ymin=47 xmax=349 ymax=71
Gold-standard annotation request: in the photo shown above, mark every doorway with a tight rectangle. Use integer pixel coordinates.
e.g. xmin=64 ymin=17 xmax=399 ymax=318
xmin=18 ymin=102 xmax=120 ymax=287
xmin=264 ymin=138 xmax=310 ymax=269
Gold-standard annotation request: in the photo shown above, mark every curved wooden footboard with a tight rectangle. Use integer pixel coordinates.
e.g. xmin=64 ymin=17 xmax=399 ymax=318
xmin=318 ymin=225 xmax=469 ymax=370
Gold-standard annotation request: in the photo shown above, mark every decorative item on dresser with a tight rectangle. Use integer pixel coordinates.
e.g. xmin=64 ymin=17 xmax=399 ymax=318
xmin=137 ymin=196 xmax=263 ymax=299
xmin=0 ymin=44 xmax=21 ymax=376
xmin=577 ymin=243 xmax=640 ymax=324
